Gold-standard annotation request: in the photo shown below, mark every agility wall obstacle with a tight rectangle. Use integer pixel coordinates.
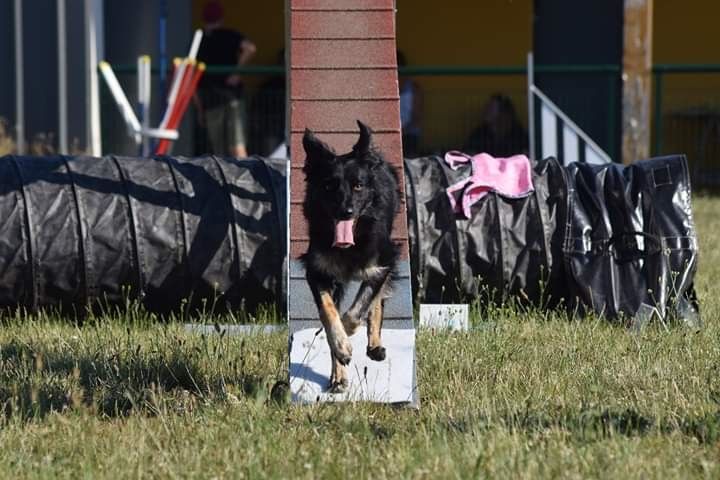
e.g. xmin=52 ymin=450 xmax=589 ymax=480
xmin=287 ymin=0 xmax=418 ymax=404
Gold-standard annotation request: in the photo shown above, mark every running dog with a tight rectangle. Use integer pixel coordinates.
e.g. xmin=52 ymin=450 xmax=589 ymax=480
xmin=301 ymin=121 xmax=400 ymax=393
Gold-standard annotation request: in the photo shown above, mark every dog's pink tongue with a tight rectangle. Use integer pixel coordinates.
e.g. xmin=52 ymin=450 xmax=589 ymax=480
xmin=333 ymin=220 xmax=355 ymax=248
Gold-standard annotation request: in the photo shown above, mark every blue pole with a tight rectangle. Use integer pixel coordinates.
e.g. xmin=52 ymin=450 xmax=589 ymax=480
xmin=156 ymin=0 xmax=168 ymax=155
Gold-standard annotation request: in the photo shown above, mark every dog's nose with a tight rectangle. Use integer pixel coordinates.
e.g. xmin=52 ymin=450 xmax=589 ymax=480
xmin=344 ymin=207 xmax=354 ymax=216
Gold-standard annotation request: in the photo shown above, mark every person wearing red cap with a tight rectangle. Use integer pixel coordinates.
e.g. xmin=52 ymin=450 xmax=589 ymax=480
xmin=195 ymin=0 xmax=256 ymax=157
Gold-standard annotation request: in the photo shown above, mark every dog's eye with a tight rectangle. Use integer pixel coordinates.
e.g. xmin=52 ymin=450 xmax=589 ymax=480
xmin=353 ymin=183 xmax=363 ymax=191
xmin=324 ymin=180 xmax=338 ymax=191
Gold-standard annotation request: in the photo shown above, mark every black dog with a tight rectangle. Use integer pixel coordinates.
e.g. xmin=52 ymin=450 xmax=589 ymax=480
xmin=301 ymin=121 xmax=400 ymax=393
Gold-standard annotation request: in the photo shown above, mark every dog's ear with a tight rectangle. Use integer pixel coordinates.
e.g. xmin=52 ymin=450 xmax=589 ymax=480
xmin=353 ymin=120 xmax=373 ymax=156
xmin=354 ymin=120 xmax=385 ymax=168
xmin=303 ymin=128 xmax=335 ymax=164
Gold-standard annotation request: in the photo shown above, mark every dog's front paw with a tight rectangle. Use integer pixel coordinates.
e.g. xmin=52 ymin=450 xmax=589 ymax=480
xmin=328 ymin=329 xmax=353 ymax=365
xmin=366 ymin=345 xmax=386 ymax=361
xmin=341 ymin=312 xmax=362 ymax=336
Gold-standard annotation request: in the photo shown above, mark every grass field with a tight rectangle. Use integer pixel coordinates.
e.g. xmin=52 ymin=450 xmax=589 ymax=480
xmin=0 ymin=198 xmax=718 ymax=479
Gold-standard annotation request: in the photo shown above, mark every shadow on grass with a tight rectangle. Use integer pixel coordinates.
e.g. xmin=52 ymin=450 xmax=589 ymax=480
xmin=0 ymin=338 xmax=280 ymax=420
xmin=441 ymin=407 xmax=720 ymax=445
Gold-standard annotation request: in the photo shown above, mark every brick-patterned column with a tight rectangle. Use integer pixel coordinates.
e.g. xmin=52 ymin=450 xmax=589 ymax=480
xmin=288 ymin=0 xmax=408 ymax=260
xmin=287 ymin=0 xmax=417 ymax=404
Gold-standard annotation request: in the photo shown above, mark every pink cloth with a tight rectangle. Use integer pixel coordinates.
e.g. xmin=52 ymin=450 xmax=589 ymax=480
xmin=444 ymin=150 xmax=534 ymax=218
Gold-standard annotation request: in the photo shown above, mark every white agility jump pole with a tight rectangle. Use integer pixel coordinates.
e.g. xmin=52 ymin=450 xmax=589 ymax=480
xmin=99 ymin=61 xmax=142 ymax=142
xmin=99 ymin=61 xmax=179 ymax=145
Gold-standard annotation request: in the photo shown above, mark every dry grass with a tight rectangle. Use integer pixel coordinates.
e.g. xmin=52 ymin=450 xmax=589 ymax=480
xmin=0 ymin=117 xmax=88 ymax=156
xmin=0 ymin=198 xmax=715 ymax=479
xmin=0 ymin=118 xmax=16 ymax=155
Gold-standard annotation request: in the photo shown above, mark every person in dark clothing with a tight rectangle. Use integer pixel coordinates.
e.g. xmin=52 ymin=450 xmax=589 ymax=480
xmin=195 ymin=1 xmax=256 ymax=157
xmin=464 ymin=93 xmax=528 ymax=157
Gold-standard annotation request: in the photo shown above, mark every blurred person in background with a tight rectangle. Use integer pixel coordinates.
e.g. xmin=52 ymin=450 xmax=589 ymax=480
xmin=464 ymin=93 xmax=528 ymax=157
xmin=195 ymin=0 xmax=256 ymax=157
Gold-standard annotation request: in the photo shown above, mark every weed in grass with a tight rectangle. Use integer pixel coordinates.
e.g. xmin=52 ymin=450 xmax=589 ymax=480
xmin=0 ymin=118 xmax=15 ymax=155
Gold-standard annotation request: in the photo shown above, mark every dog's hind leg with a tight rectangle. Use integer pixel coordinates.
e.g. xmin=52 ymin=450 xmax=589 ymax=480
xmin=332 ymin=282 xmax=345 ymax=311
xmin=342 ymin=276 xmax=385 ymax=335
xmin=366 ymin=299 xmax=386 ymax=361
xmin=342 ymin=269 xmax=391 ymax=357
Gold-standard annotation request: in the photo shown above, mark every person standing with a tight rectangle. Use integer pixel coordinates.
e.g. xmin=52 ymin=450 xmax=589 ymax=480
xmin=195 ymin=1 xmax=256 ymax=157
xmin=464 ymin=94 xmax=528 ymax=158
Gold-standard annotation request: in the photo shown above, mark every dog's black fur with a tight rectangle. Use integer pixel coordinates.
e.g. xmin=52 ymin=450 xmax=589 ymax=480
xmin=301 ymin=120 xmax=400 ymax=392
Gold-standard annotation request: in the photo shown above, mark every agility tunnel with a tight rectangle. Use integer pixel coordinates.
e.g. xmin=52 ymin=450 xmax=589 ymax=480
xmin=0 ymin=155 xmax=286 ymax=316
xmin=0 ymin=154 xmax=699 ymax=324
xmin=404 ymin=154 xmax=699 ymax=324
xmin=404 ymin=155 xmax=568 ymax=308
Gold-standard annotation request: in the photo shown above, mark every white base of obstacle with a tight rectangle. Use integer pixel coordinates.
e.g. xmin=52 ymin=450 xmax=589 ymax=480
xmin=290 ymin=327 xmax=417 ymax=405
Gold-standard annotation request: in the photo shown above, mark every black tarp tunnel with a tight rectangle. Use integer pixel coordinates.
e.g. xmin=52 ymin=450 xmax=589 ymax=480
xmin=0 ymin=155 xmax=286 ymax=317
xmin=404 ymin=154 xmax=700 ymax=325
xmin=0 ymin=154 xmax=700 ymax=325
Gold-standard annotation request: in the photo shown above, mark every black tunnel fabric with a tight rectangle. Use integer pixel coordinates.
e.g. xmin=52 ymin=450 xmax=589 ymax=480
xmin=0 ymin=154 xmax=699 ymax=324
xmin=404 ymin=156 xmax=568 ymax=307
xmin=0 ymin=155 xmax=286 ymax=317
xmin=404 ymin=154 xmax=699 ymax=324
xmin=564 ymin=156 xmax=699 ymax=323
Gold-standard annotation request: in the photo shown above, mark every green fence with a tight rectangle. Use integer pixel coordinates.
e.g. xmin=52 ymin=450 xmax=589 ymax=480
xmin=652 ymin=64 xmax=720 ymax=185
xmin=103 ymin=63 xmax=720 ymax=184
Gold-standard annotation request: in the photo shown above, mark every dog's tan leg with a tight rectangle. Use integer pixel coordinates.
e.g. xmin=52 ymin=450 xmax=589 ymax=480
xmin=318 ymin=291 xmax=353 ymax=366
xmin=329 ymin=352 xmax=349 ymax=393
xmin=366 ymin=299 xmax=386 ymax=361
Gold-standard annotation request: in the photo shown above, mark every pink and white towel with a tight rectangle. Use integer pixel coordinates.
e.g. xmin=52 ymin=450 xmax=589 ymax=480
xmin=444 ymin=151 xmax=534 ymax=218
